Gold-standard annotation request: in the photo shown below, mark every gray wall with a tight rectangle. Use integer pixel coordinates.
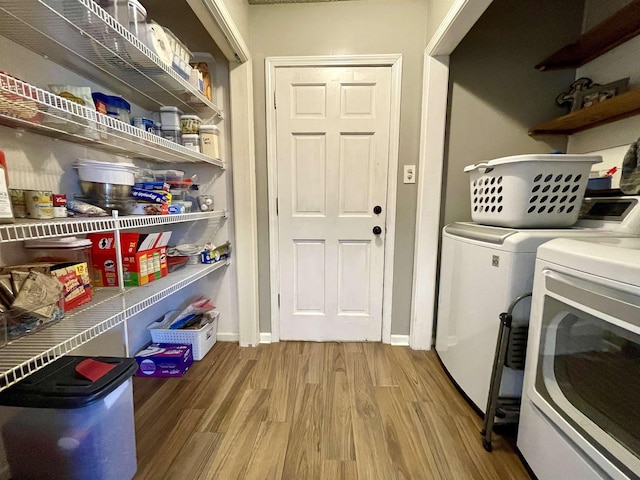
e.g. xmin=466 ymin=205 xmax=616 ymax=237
xmin=443 ymin=0 xmax=585 ymax=226
xmin=249 ymin=0 xmax=428 ymax=335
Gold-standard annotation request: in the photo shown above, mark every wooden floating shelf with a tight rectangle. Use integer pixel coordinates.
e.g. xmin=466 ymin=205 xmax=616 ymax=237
xmin=535 ymin=0 xmax=640 ymax=71
xmin=529 ymin=87 xmax=640 ymax=135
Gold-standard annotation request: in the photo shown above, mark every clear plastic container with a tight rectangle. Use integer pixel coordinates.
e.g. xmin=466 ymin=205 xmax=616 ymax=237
xmin=159 ymin=106 xmax=183 ymax=130
xmin=98 ymin=0 xmax=128 ymax=26
xmin=24 ymin=236 xmax=95 ymax=283
xmin=127 ymin=0 xmax=148 ymax=44
xmin=0 ymin=356 xmax=138 ymax=480
xmin=180 ymin=115 xmax=201 ymax=134
xmin=199 ymin=125 xmax=220 ymax=159
xmin=181 ymin=134 xmax=201 ymax=153
xmin=161 ymin=129 xmax=181 ymax=144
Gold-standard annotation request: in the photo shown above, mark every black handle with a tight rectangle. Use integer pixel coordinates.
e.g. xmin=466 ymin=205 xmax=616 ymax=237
xmin=373 ymin=205 xmax=382 ymax=215
xmin=373 ymin=226 xmax=382 ymax=235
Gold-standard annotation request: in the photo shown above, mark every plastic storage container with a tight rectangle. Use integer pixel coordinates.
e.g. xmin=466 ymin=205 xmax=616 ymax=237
xmin=148 ymin=310 xmax=219 ymax=361
xmin=199 ymin=124 xmax=220 ymax=159
xmin=127 ymin=0 xmax=147 ymax=44
xmin=24 ymin=236 xmax=94 ymax=283
xmin=180 ymin=114 xmax=201 ymax=134
xmin=159 ymin=106 xmax=183 ymax=130
xmin=98 ymin=0 xmax=128 ymax=25
xmin=92 ymin=93 xmax=131 ymax=125
xmin=464 ymin=154 xmax=602 ymax=228
xmin=0 ymin=356 xmax=138 ymax=480
xmin=181 ymin=133 xmax=200 ymax=153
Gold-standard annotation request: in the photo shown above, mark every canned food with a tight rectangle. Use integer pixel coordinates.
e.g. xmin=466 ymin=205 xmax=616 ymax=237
xmin=25 ymin=190 xmax=54 ymax=219
xmin=53 ymin=194 xmax=67 ymax=218
xmin=9 ymin=189 xmax=26 ymax=218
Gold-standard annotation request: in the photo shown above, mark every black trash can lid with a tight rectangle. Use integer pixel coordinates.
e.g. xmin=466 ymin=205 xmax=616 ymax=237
xmin=0 ymin=356 xmax=138 ymax=409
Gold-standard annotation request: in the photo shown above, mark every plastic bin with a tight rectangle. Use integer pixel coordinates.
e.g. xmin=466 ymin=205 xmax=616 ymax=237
xmin=464 ymin=154 xmax=602 ymax=228
xmin=24 ymin=236 xmax=95 ymax=283
xmin=0 ymin=356 xmax=138 ymax=480
xmin=148 ymin=310 xmax=219 ymax=361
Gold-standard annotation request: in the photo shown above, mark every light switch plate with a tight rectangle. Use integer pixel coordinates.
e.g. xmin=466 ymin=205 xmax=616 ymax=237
xmin=404 ymin=165 xmax=416 ymax=184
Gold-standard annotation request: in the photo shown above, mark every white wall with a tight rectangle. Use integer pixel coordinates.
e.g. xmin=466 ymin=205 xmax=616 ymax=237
xmin=249 ymin=0 xmax=428 ymax=336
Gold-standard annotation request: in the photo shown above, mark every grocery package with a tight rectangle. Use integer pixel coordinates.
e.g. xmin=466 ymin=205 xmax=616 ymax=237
xmin=200 ymin=242 xmax=231 ymax=264
xmin=135 ymin=343 xmax=193 ymax=377
xmin=91 ymin=92 xmax=131 ymax=124
xmin=87 ymin=231 xmax=171 ymax=287
xmin=0 ymin=264 xmax=65 ymax=345
xmin=0 ymin=71 xmax=41 ymax=123
xmin=48 ymin=85 xmax=93 ymax=108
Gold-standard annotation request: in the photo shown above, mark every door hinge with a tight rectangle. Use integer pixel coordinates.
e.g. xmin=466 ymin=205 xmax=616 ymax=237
xmin=276 ymin=197 xmax=279 ymax=215
xmin=274 ymin=90 xmax=276 ymax=109
xmin=277 ymin=294 xmax=280 ymax=308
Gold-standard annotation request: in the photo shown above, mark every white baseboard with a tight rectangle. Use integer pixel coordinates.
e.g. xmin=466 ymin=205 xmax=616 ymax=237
xmin=390 ymin=334 xmax=410 ymax=346
xmin=259 ymin=333 xmax=272 ymax=343
xmin=217 ymin=332 xmax=239 ymax=342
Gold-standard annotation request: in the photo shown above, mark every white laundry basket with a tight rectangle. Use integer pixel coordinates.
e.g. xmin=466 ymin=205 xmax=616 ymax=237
xmin=464 ymin=154 xmax=602 ymax=228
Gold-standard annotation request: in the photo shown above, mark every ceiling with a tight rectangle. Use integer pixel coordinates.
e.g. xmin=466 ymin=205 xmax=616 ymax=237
xmin=248 ymin=0 xmax=351 ymax=4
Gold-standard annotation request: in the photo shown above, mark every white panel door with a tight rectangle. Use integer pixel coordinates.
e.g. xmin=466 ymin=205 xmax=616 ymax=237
xmin=276 ymin=66 xmax=392 ymax=341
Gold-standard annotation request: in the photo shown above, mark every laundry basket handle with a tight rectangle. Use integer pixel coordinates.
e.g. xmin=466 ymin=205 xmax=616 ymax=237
xmin=464 ymin=162 xmax=492 ymax=174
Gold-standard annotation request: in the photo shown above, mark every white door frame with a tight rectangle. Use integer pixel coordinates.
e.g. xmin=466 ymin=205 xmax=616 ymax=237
xmin=410 ymin=0 xmax=492 ymax=350
xmin=266 ymin=54 xmax=403 ymax=343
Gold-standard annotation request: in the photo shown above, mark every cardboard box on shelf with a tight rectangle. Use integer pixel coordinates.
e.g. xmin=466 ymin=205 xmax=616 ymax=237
xmin=134 ymin=343 xmax=193 ymax=377
xmin=87 ymin=231 xmax=172 ymax=287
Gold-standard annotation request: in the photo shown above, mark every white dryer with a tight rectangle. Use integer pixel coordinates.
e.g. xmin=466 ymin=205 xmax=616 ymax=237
xmin=435 ymin=196 xmax=640 ymax=414
xmin=518 ymin=236 xmax=640 ymax=480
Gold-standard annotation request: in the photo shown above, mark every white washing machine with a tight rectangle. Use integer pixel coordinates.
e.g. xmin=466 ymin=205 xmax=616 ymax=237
xmin=518 ymin=236 xmax=640 ymax=480
xmin=435 ymin=196 xmax=640 ymax=414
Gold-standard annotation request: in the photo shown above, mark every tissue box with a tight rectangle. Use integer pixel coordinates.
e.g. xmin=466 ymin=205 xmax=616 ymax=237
xmin=135 ymin=343 xmax=193 ymax=377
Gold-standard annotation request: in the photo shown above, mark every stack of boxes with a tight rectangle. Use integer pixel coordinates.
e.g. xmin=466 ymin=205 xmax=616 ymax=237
xmin=88 ymin=231 xmax=172 ymax=287
xmin=131 ymin=181 xmax=172 ymax=215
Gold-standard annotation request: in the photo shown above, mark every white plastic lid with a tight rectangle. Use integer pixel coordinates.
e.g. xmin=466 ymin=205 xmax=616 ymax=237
xmin=75 ymin=159 xmax=137 ymax=170
xmin=159 ymin=106 xmax=183 ymax=114
xmin=180 ymin=115 xmax=201 ymax=121
xmin=199 ymin=125 xmax=219 ymax=133
xmin=24 ymin=236 xmax=91 ymax=249
xmin=182 ymin=134 xmax=200 ymax=139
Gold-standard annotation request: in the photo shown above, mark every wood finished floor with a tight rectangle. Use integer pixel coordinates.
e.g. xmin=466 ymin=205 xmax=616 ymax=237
xmin=132 ymin=342 xmax=531 ymax=480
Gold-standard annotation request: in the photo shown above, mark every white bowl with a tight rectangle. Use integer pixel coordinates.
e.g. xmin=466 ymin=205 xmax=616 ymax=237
xmin=74 ymin=159 xmax=138 ymax=186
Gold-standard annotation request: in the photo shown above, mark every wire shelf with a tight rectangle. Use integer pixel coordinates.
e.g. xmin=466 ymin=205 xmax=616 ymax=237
xmin=0 ymin=73 xmax=225 ymax=168
xmin=0 ymin=0 xmax=222 ymax=119
xmin=0 ymin=261 xmax=228 ymax=390
xmin=0 ymin=210 xmax=226 ymax=243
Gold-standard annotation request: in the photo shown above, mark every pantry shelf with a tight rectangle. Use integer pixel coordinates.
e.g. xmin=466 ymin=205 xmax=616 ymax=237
xmin=529 ymin=87 xmax=640 ymax=135
xmin=0 ymin=73 xmax=225 ymax=168
xmin=0 ymin=0 xmax=222 ymax=119
xmin=535 ymin=0 xmax=640 ymax=71
xmin=0 ymin=260 xmax=228 ymax=390
xmin=0 ymin=210 xmax=226 ymax=243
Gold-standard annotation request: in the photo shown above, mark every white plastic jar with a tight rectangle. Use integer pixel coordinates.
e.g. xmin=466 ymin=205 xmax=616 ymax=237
xmin=199 ymin=125 xmax=220 ymax=159
xmin=181 ymin=134 xmax=201 ymax=153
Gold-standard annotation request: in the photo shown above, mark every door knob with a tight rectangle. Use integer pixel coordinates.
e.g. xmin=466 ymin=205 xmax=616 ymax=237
xmin=373 ymin=226 xmax=382 ymax=235
xmin=373 ymin=205 xmax=382 ymax=214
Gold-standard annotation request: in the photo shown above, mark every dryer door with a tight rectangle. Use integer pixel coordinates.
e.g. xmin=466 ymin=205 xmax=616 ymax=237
xmin=532 ymin=269 xmax=640 ymax=480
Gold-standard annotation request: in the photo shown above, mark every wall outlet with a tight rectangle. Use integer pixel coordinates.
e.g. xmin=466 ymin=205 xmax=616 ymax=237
xmin=404 ymin=165 xmax=416 ymax=184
